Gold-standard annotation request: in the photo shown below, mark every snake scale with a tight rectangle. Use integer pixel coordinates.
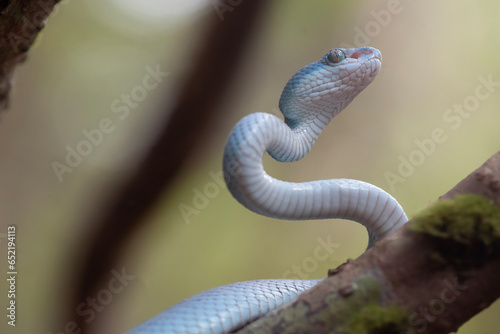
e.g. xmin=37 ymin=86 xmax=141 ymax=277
xmin=127 ymin=46 xmax=407 ymax=334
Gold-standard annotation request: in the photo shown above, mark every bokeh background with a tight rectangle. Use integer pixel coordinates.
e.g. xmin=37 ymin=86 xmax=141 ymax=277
xmin=1 ymin=0 xmax=500 ymax=333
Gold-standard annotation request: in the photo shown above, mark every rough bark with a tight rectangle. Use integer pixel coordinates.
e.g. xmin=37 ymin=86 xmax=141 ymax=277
xmin=237 ymin=152 xmax=500 ymax=334
xmin=0 ymin=0 xmax=60 ymax=113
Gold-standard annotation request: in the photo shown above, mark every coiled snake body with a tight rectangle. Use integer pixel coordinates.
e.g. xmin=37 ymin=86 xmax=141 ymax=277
xmin=128 ymin=47 xmax=407 ymax=333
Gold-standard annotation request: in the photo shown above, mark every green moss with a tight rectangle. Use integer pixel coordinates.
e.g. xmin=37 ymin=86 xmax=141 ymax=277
xmin=410 ymin=194 xmax=500 ymax=269
xmin=332 ymin=276 xmax=409 ymax=334
xmin=343 ymin=303 xmax=409 ymax=334
xmin=238 ymin=275 xmax=411 ymax=334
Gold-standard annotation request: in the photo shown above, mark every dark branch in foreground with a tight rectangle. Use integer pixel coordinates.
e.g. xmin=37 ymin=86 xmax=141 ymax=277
xmin=0 ymin=0 xmax=60 ymax=113
xmin=62 ymin=1 xmax=269 ymax=333
xmin=237 ymin=152 xmax=500 ymax=334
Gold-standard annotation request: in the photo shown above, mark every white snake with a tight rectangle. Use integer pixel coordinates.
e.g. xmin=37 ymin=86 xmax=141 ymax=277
xmin=127 ymin=47 xmax=407 ymax=334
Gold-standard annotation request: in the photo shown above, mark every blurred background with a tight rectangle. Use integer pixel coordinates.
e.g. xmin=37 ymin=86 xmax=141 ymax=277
xmin=1 ymin=0 xmax=500 ymax=333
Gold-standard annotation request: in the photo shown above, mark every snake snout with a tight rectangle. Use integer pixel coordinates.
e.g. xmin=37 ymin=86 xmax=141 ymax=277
xmin=348 ymin=47 xmax=382 ymax=63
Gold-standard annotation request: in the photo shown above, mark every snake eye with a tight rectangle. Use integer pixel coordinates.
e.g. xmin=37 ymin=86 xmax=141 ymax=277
xmin=327 ymin=49 xmax=345 ymax=64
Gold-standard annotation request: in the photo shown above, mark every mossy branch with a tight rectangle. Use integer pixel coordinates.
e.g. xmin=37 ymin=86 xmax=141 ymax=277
xmin=237 ymin=152 xmax=500 ymax=334
xmin=0 ymin=0 xmax=60 ymax=113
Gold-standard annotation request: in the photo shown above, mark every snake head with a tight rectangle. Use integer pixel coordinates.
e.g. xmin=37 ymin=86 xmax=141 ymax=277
xmin=279 ymin=47 xmax=382 ymax=130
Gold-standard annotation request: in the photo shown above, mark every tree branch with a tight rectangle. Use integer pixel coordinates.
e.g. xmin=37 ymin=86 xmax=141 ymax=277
xmin=237 ymin=152 xmax=500 ymax=334
xmin=0 ymin=0 xmax=60 ymax=113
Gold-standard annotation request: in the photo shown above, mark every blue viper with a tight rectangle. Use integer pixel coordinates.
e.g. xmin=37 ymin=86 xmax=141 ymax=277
xmin=127 ymin=47 xmax=407 ymax=334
